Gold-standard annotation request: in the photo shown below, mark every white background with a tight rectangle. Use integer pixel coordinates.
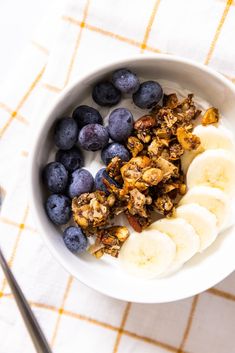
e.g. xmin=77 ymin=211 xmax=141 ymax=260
xmin=0 ymin=0 xmax=49 ymax=83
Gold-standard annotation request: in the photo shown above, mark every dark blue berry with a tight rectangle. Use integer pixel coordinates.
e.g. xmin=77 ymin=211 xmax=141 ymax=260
xmin=45 ymin=194 xmax=71 ymax=225
xmin=54 ymin=117 xmax=78 ymax=150
xmin=101 ymin=143 xmax=130 ymax=165
xmin=133 ymin=81 xmax=163 ymax=109
xmin=67 ymin=168 xmax=94 ymax=198
xmin=43 ymin=162 xmax=68 ymax=193
xmin=78 ymin=123 xmax=109 ymax=151
xmin=56 ymin=147 xmax=84 ymax=173
xmin=63 ymin=226 xmax=88 ymax=253
xmin=108 ymin=108 xmax=133 ymax=142
xmin=112 ymin=68 xmax=140 ymax=94
xmin=92 ymin=81 xmax=121 ymax=106
xmin=94 ymin=168 xmax=119 ymax=194
xmin=72 ymin=105 xmax=103 ymax=129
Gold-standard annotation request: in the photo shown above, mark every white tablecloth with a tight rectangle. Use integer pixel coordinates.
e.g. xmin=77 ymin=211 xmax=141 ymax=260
xmin=0 ymin=1 xmax=235 ymax=352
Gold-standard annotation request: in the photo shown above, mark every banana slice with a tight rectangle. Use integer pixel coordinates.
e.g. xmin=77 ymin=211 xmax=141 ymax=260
xmin=175 ymin=203 xmax=218 ymax=252
xmin=181 ymin=125 xmax=235 ymax=173
xmin=180 ymin=185 xmax=230 ymax=230
xmin=194 ymin=125 xmax=235 ymax=150
xmin=151 ymin=218 xmax=200 ymax=265
xmin=187 ymin=149 xmax=235 ymax=194
xmin=119 ymin=230 xmax=176 ymax=279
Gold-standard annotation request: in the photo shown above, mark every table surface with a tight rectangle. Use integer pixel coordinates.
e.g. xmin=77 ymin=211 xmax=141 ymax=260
xmin=0 ymin=0 xmax=49 ymax=83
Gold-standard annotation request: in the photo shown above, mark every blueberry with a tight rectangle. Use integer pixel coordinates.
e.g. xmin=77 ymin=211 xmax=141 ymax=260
xmin=56 ymin=147 xmax=84 ymax=173
xmin=67 ymin=168 xmax=94 ymax=198
xmin=94 ymin=168 xmax=119 ymax=194
xmin=72 ymin=105 xmax=103 ymax=129
xmin=43 ymin=162 xmax=68 ymax=193
xmin=78 ymin=123 xmax=109 ymax=151
xmin=63 ymin=226 xmax=88 ymax=253
xmin=101 ymin=143 xmax=130 ymax=165
xmin=92 ymin=81 xmax=121 ymax=106
xmin=108 ymin=108 xmax=133 ymax=142
xmin=54 ymin=117 xmax=78 ymax=150
xmin=45 ymin=194 xmax=71 ymax=225
xmin=112 ymin=68 xmax=140 ymax=94
xmin=133 ymin=81 xmax=163 ymax=109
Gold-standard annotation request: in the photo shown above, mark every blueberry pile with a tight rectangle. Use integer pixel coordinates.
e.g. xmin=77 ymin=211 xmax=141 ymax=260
xmin=42 ymin=68 xmax=163 ymax=254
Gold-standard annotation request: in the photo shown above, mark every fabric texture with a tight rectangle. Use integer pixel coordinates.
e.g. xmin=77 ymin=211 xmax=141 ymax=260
xmin=0 ymin=0 xmax=235 ymax=352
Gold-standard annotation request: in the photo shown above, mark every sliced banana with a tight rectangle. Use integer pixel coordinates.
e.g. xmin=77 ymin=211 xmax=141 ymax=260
xmin=151 ymin=218 xmax=200 ymax=265
xmin=175 ymin=203 xmax=218 ymax=252
xmin=119 ymin=230 xmax=176 ymax=279
xmin=187 ymin=149 xmax=235 ymax=194
xmin=194 ymin=125 xmax=235 ymax=150
xmin=180 ymin=185 xmax=230 ymax=230
xmin=181 ymin=125 xmax=235 ymax=173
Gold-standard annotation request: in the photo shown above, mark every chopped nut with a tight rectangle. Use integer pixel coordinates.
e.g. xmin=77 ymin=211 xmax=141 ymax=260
xmin=109 ymin=226 xmax=129 ymax=242
xmin=160 ymin=138 xmax=170 ymax=147
xmin=201 ymin=107 xmax=219 ymax=125
xmin=164 ymin=111 xmax=178 ymax=128
xmin=176 ymin=127 xmax=201 ymax=151
xmin=93 ymin=248 xmax=105 ymax=258
xmin=126 ymin=213 xmax=142 ymax=232
xmin=137 ymin=131 xmax=152 ymax=143
xmin=148 ymin=139 xmax=159 ymax=157
xmin=142 ymin=168 xmax=163 ymax=186
xmin=154 ymin=157 xmax=179 ymax=181
xmin=75 ymin=214 xmax=89 ymax=228
xmin=160 ymin=149 xmax=170 ymax=160
xmin=169 ymin=143 xmax=184 ymax=160
xmin=134 ymin=115 xmax=156 ymax=130
xmin=179 ymin=183 xmax=187 ymax=195
xmin=153 ymin=127 xmax=171 ymax=139
xmin=106 ymin=156 xmax=123 ymax=179
xmin=88 ymin=243 xmax=105 ymax=258
xmin=126 ymin=212 xmax=151 ymax=233
xmin=112 ymin=200 xmax=128 ymax=215
xmin=127 ymin=136 xmax=144 ymax=157
xmin=161 ymin=183 xmax=178 ymax=193
xmin=104 ymin=247 xmax=119 ymax=257
xmin=154 ymin=194 xmax=174 ymax=215
xmin=101 ymin=234 xmax=118 ymax=246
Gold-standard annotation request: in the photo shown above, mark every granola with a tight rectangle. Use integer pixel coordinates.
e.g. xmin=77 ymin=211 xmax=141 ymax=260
xmin=88 ymin=226 xmax=129 ymax=258
xmin=201 ymin=107 xmax=219 ymax=126
xmin=176 ymin=127 xmax=201 ymax=150
xmin=71 ymin=92 xmax=217 ymax=259
xmin=72 ymin=191 xmax=113 ymax=229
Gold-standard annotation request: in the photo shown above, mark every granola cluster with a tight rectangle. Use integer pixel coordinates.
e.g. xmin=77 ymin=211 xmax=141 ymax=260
xmin=88 ymin=226 xmax=129 ymax=258
xmin=72 ymin=93 xmax=218 ymax=258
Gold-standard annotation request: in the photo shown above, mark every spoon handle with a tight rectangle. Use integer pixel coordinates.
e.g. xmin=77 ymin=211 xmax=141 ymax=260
xmin=0 ymin=246 xmax=52 ymax=353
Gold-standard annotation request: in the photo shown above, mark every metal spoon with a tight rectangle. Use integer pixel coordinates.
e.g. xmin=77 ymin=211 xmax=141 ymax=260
xmin=0 ymin=246 xmax=52 ymax=353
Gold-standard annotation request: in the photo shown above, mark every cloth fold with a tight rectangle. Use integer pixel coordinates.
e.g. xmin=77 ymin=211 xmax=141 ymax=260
xmin=0 ymin=0 xmax=235 ymax=352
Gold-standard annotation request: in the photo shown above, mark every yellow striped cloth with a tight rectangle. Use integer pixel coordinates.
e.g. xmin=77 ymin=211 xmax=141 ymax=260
xmin=0 ymin=0 xmax=235 ymax=352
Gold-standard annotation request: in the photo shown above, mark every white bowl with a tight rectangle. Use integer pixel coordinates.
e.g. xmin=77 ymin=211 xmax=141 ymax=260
xmin=29 ymin=55 xmax=235 ymax=303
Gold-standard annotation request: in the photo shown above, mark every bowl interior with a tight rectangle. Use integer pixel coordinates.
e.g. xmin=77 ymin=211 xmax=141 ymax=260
xmin=30 ymin=56 xmax=235 ymax=303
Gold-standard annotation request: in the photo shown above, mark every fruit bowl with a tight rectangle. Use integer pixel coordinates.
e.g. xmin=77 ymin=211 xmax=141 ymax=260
xmin=29 ymin=55 xmax=235 ymax=303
